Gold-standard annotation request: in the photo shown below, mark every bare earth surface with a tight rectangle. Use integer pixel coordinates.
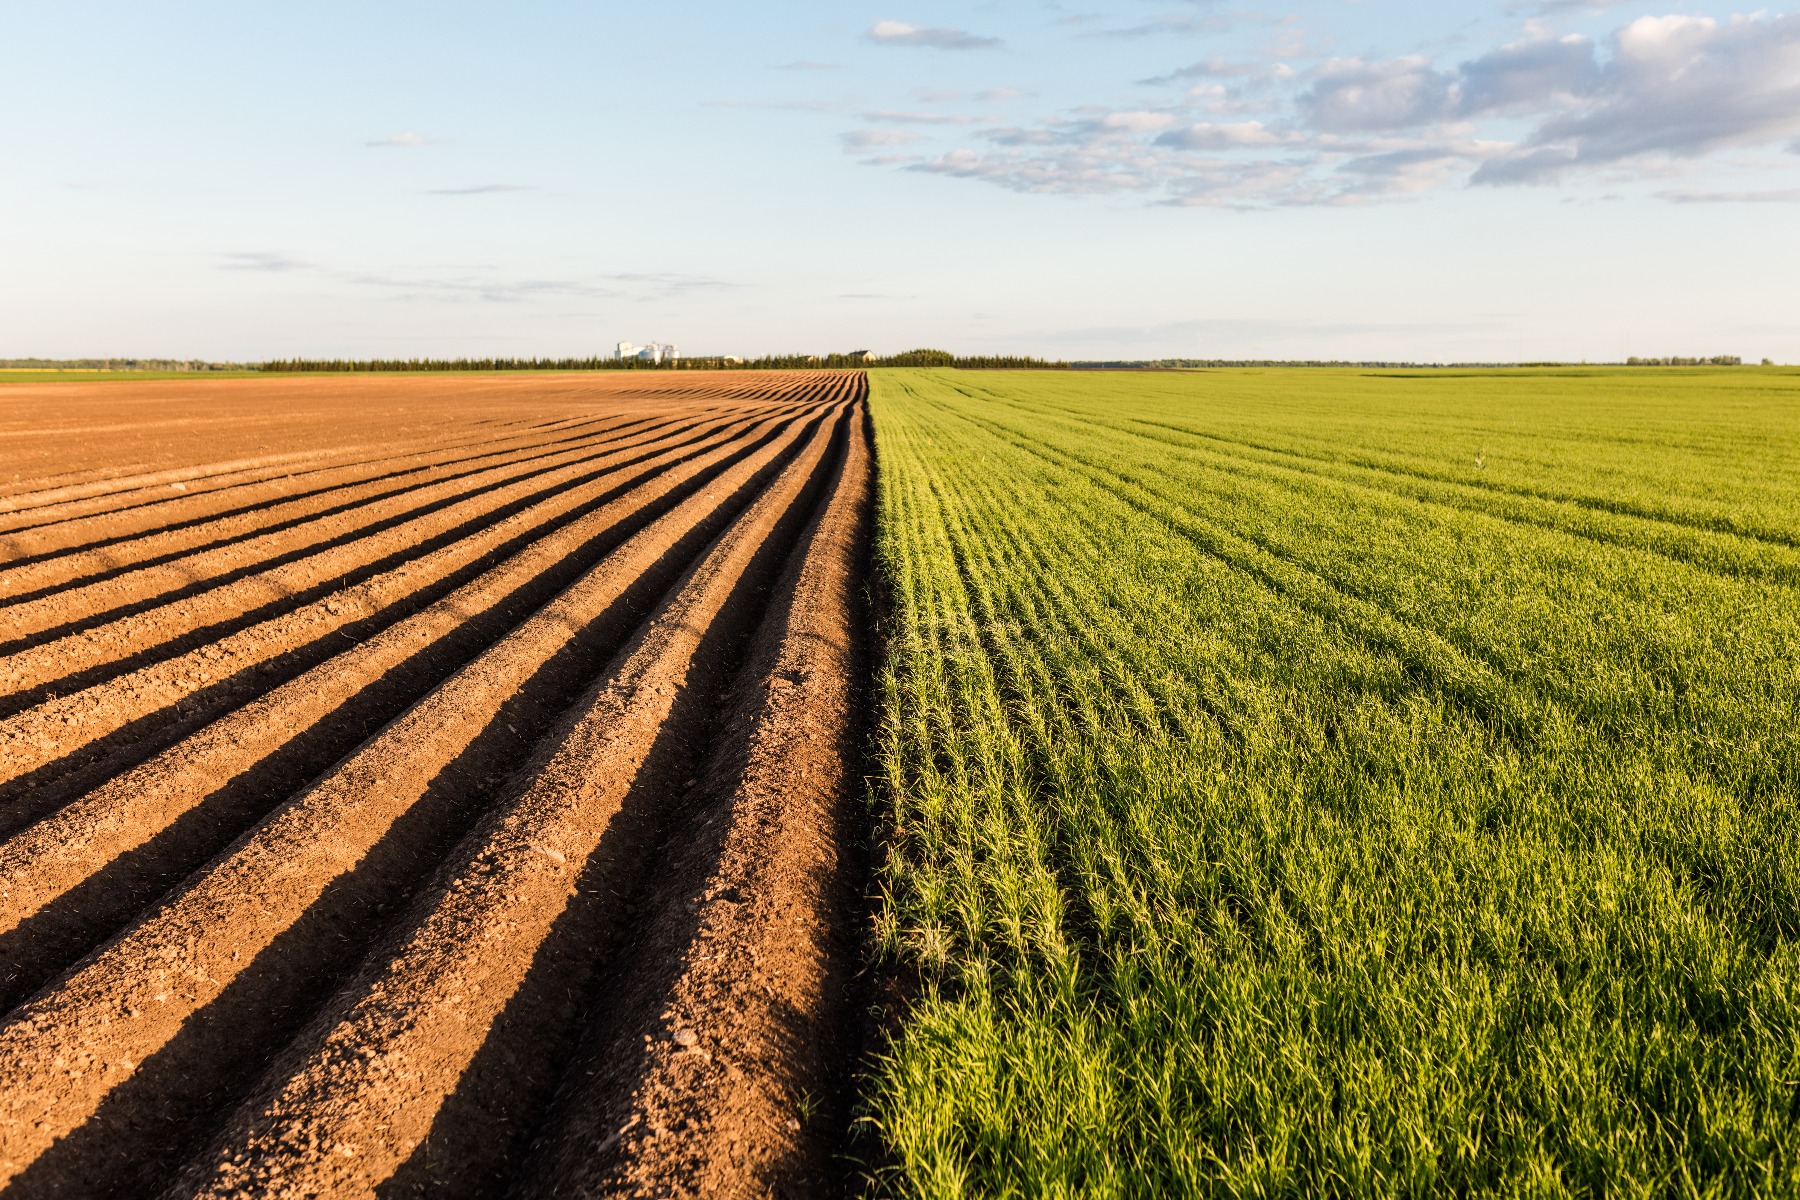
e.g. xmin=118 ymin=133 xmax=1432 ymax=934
xmin=0 ymin=371 xmax=874 ymax=1198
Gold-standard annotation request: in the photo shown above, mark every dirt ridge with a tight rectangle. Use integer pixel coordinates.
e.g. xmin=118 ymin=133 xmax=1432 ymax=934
xmin=0 ymin=370 xmax=874 ymax=1198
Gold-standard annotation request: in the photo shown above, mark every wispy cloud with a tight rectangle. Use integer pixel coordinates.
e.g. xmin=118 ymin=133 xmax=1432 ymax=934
xmin=911 ymin=87 xmax=1026 ymax=105
xmin=860 ymin=109 xmax=986 ymax=125
xmin=842 ymin=129 xmax=927 ymax=155
xmin=855 ymin=10 xmax=1800 ymax=208
xmin=216 ymin=254 xmax=739 ymax=304
xmin=1155 ymin=120 xmax=1295 ymax=149
xmin=426 ymin=184 xmax=533 ymax=196
xmin=866 ymin=20 xmax=1002 ymax=50
xmin=221 ymin=252 xmax=312 ymax=272
xmin=1088 ymin=10 xmax=1274 ymax=39
xmin=1660 ymin=187 xmax=1800 ymax=204
xmin=1140 ymin=57 xmax=1281 ymax=85
xmin=1513 ymin=0 xmax=1632 ymax=13
xmin=367 ymin=131 xmax=445 ymax=148
xmin=1476 ymin=15 xmax=1800 ymax=184
xmin=599 ymin=271 xmax=743 ymax=294
xmin=705 ymin=97 xmax=847 ymax=113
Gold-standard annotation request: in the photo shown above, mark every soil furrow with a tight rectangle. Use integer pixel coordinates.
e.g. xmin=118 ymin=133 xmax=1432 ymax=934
xmin=0 ymin=423 xmax=741 ymax=716
xmin=0 ymin=412 xmax=671 ymax=590
xmin=0 ymin=415 xmax=755 ymax=783
xmin=169 ymin=400 xmax=850 ymax=1199
xmin=0 ymin=448 xmax=402 ymax=514
xmin=518 ymin=389 xmax=873 ymax=1200
xmin=0 ymin=402 xmax=833 ymax=1195
xmin=0 ymin=412 xmax=800 ymax=955
xmin=0 ymin=420 xmax=693 ymax=648
xmin=0 ymin=371 xmax=874 ymax=1199
xmin=0 ymin=409 xmax=633 ymax=517
xmin=0 ymin=412 xmax=631 ymax=540
xmin=0 ymin=372 xmax=820 ymax=486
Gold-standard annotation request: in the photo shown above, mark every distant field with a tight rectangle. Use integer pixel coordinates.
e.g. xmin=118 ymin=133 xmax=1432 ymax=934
xmin=865 ymin=368 xmax=1800 ymax=1196
xmin=0 ymin=369 xmax=264 ymax=384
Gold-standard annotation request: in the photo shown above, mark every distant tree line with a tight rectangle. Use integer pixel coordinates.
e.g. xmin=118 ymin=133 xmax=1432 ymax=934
xmin=868 ymin=348 xmax=1066 ymax=368
xmin=260 ymin=357 xmax=688 ymax=373
xmin=1624 ymin=356 xmax=1742 ymax=367
xmin=255 ymin=349 xmax=1067 ymax=373
xmin=0 ymin=358 xmax=238 ymax=371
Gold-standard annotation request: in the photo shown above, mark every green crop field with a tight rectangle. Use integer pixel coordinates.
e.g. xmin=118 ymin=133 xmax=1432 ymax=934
xmin=862 ymin=367 xmax=1800 ymax=1198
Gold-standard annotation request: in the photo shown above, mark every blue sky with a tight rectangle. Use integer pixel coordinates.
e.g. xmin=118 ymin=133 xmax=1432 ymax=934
xmin=3 ymin=1 xmax=1797 ymax=361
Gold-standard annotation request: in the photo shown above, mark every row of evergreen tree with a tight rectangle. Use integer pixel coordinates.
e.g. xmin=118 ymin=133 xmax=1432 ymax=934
xmin=0 ymin=358 xmax=237 ymax=371
xmin=1623 ymin=355 xmax=1746 ymax=367
xmin=259 ymin=356 xmax=686 ymax=373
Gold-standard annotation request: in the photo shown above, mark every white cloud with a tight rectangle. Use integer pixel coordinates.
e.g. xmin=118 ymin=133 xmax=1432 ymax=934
xmin=1300 ymin=57 xmax=1455 ymax=133
xmin=1659 ymin=187 xmax=1800 ymax=203
xmin=1293 ymin=35 xmax=1605 ymax=133
xmin=1142 ymin=57 xmax=1270 ymax=84
xmin=1089 ymin=10 xmax=1278 ymax=39
xmin=844 ymin=10 xmax=1800 ymax=207
xmin=1099 ymin=111 xmax=1181 ymax=133
xmin=1476 ymin=14 xmax=1800 ymax=184
xmin=842 ymin=129 xmax=927 ymax=155
xmin=426 ymin=184 xmax=533 ymax=196
xmin=1156 ymin=120 xmax=1292 ymax=149
xmin=367 ymin=131 xmax=437 ymax=148
xmin=1521 ymin=0 xmax=1636 ymax=13
xmin=912 ymin=145 xmax=1175 ymax=195
xmin=1458 ymin=35 xmax=1599 ymax=114
xmin=860 ymin=109 xmax=986 ymax=125
xmin=1332 ymin=146 xmax=1488 ymax=199
xmin=705 ymin=97 xmax=847 ymax=113
xmin=214 ymin=255 xmax=738 ymax=305
xmin=867 ymin=20 xmax=1002 ymax=50
xmin=222 ymin=252 xmax=311 ymax=272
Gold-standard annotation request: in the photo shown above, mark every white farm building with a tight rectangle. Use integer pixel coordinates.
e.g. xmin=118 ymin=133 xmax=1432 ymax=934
xmin=615 ymin=340 xmax=679 ymax=364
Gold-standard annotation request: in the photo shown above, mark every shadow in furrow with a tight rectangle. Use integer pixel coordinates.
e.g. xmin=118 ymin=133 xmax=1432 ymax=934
xmin=0 ymin=424 xmax=696 ymax=663
xmin=508 ymin=393 xmax=874 ymax=1200
xmin=0 ymin=415 xmax=694 ymax=602
xmin=371 ymin=407 xmax=851 ymax=1200
xmin=0 ymin=419 xmax=768 ymax=815
xmin=0 ymin=412 xmax=651 ymax=545
xmin=0 ymin=410 xmax=834 ymax=1200
xmin=0 ymin=420 xmax=813 ymax=999
xmin=0 ymin=419 xmax=747 ymax=722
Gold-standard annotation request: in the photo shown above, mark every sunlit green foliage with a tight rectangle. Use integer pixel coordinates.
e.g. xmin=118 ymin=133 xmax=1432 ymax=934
xmin=864 ymin=367 xmax=1800 ymax=1198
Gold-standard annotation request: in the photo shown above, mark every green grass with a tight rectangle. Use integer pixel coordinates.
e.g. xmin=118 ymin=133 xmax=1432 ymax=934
xmin=862 ymin=367 xmax=1800 ymax=1199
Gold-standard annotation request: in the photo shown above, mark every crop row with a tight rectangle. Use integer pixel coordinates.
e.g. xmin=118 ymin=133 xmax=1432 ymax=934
xmin=862 ymin=368 xmax=1800 ymax=1198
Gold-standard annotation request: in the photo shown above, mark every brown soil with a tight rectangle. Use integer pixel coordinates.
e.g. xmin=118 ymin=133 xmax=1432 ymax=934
xmin=0 ymin=371 xmax=875 ymax=1199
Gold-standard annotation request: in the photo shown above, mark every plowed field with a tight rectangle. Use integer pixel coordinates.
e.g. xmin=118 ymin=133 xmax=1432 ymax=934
xmin=0 ymin=370 xmax=874 ymax=1198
